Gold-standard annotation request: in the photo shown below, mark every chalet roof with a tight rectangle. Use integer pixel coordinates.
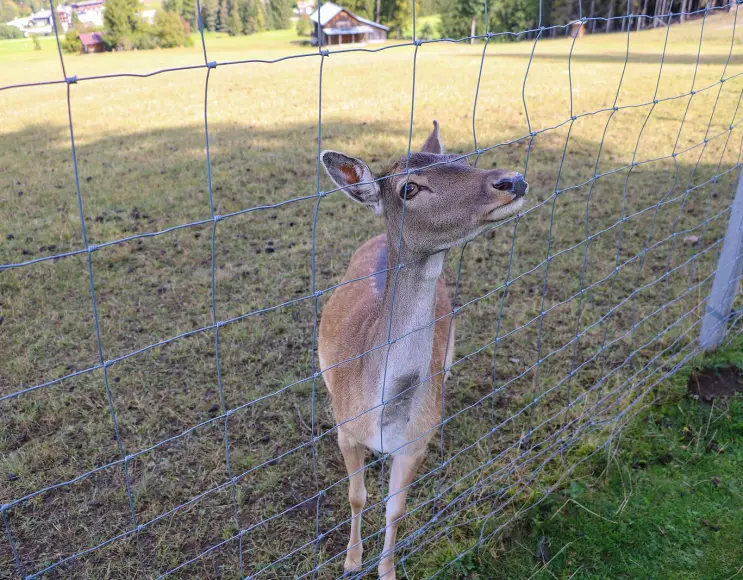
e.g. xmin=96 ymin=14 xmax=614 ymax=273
xmin=79 ymin=32 xmax=104 ymax=46
xmin=355 ymin=14 xmax=389 ymax=30
xmin=309 ymin=2 xmax=343 ymax=26
xmin=309 ymin=2 xmax=389 ymax=31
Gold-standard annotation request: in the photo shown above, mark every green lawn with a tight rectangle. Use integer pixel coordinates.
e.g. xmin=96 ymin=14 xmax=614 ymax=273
xmin=455 ymin=340 xmax=743 ymax=579
xmin=2 ymin=12 xmax=743 ymax=579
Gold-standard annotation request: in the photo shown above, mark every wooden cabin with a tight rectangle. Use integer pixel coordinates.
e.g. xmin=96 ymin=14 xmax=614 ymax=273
xmin=310 ymin=2 xmax=389 ymax=46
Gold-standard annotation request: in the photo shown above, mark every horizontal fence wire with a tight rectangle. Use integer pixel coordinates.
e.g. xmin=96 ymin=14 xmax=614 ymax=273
xmin=3 ymin=0 xmax=743 ymax=578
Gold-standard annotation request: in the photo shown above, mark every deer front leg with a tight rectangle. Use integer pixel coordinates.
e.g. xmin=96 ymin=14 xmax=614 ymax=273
xmin=338 ymin=429 xmax=367 ymax=573
xmin=378 ymin=452 xmax=424 ymax=579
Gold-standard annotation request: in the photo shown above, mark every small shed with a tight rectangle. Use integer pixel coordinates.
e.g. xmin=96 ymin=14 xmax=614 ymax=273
xmin=310 ymin=2 xmax=388 ymax=46
xmin=79 ymin=32 xmax=105 ymax=53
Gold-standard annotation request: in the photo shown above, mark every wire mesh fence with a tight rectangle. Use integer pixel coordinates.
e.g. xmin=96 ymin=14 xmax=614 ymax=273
xmin=2 ymin=0 xmax=743 ymax=578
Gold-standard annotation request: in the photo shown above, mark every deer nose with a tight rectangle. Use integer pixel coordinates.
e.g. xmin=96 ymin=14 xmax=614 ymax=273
xmin=492 ymin=174 xmax=528 ymax=198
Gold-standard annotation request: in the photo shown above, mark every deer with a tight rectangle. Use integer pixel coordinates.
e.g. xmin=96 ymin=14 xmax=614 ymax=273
xmin=318 ymin=120 xmax=528 ymax=579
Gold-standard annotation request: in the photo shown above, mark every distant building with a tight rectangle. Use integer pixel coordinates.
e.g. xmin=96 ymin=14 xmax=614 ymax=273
xmin=295 ymin=0 xmax=315 ymax=16
xmin=79 ymin=31 xmax=105 ymax=53
xmin=21 ymin=6 xmax=71 ymax=34
xmin=310 ymin=2 xmax=388 ymax=46
xmin=71 ymin=0 xmax=106 ymax=27
xmin=5 ymin=2 xmax=104 ymax=36
xmin=140 ymin=9 xmax=156 ymax=24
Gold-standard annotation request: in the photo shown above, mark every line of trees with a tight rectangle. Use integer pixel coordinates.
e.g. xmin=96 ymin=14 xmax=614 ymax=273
xmin=437 ymin=0 xmax=735 ymax=40
xmin=192 ymin=0 xmax=292 ymax=35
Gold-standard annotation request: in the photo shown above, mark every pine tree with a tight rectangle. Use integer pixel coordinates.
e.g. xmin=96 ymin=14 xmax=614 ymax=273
xmin=182 ymin=0 xmax=197 ymax=28
xmin=217 ymin=0 xmax=229 ymax=31
xmin=103 ymin=0 xmax=140 ymax=49
xmin=265 ymin=0 xmax=291 ymax=29
xmin=202 ymin=0 xmax=218 ymax=31
xmin=228 ymin=0 xmax=242 ymax=34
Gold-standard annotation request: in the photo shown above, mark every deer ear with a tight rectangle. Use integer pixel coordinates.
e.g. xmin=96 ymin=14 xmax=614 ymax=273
xmin=420 ymin=120 xmax=443 ymax=154
xmin=321 ymin=150 xmax=381 ymax=215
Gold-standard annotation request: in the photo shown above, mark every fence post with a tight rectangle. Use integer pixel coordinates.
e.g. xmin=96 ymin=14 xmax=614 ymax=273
xmin=700 ymin=167 xmax=743 ymax=350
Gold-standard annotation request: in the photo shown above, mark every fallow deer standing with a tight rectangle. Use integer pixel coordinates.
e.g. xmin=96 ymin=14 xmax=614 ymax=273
xmin=318 ymin=121 xmax=528 ymax=578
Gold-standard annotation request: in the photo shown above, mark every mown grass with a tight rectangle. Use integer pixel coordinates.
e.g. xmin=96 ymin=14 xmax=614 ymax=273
xmin=445 ymin=338 xmax=743 ymax=579
xmin=2 ymin=10 xmax=743 ymax=579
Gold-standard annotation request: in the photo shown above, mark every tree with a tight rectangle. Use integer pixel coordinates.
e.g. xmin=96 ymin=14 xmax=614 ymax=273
xmin=0 ymin=0 xmax=19 ymax=22
xmin=61 ymin=28 xmax=83 ymax=52
xmin=103 ymin=0 xmax=140 ymax=49
xmin=217 ymin=0 xmax=229 ymax=31
xmin=295 ymin=14 xmax=310 ymax=35
xmin=419 ymin=21 xmax=434 ymax=40
xmin=265 ymin=0 xmax=292 ymax=29
xmin=163 ymin=0 xmax=197 ymax=29
xmin=228 ymin=0 xmax=242 ymax=34
xmin=344 ymin=0 xmax=374 ymax=19
xmin=241 ymin=0 xmax=266 ymax=33
xmin=202 ymin=0 xmax=218 ymax=31
xmin=439 ymin=0 xmax=481 ymax=39
xmin=0 ymin=23 xmax=25 ymax=39
xmin=154 ymin=9 xmax=192 ymax=46
xmin=379 ymin=0 xmax=411 ymax=38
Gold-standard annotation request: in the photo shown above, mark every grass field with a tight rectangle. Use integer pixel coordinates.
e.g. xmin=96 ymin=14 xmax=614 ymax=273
xmin=2 ymin=10 xmax=743 ymax=578
xmin=473 ymin=341 xmax=743 ymax=579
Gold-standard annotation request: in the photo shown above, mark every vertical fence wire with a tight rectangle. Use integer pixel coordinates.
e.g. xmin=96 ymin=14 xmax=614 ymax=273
xmin=3 ymin=2 xmax=743 ymax=579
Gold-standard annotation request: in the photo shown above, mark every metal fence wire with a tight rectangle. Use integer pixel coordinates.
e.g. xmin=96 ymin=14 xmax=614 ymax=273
xmin=3 ymin=0 xmax=743 ymax=578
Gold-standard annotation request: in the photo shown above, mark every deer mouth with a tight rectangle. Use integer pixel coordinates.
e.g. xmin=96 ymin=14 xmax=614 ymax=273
xmin=485 ymin=197 xmax=525 ymax=222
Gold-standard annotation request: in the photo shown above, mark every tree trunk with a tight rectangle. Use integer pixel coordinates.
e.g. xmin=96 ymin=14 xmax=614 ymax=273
xmin=470 ymin=15 xmax=476 ymax=44
xmin=638 ymin=0 xmax=649 ymax=30
xmin=375 ymin=0 xmax=380 ymax=26
xmin=589 ymin=0 xmax=596 ymax=32
xmin=605 ymin=0 xmax=615 ymax=32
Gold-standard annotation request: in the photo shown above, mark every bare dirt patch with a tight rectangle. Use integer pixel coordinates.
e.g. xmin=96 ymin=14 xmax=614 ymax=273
xmin=687 ymin=366 xmax=743 ymax=401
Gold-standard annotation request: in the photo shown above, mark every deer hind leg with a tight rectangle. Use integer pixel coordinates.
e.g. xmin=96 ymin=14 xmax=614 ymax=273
xmin=338 ymin=429 xmax=367 ymax=573
xmin=377 ymin=452 xmax=424 ymax=579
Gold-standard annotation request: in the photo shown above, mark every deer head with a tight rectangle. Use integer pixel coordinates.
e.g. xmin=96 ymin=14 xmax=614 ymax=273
xmin=321 ymin=120 xmax=528 ymax=256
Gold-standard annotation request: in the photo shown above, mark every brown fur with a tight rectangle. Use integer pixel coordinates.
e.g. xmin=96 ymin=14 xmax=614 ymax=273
xmin=317 ymin=121 xmax=527 ymax=578
xmin=319 ymin=234 xmax=453 ymax=447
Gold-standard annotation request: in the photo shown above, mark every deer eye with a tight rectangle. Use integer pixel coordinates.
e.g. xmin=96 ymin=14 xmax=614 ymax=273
xmin=400 ymin=182 xmax=419 ymax=200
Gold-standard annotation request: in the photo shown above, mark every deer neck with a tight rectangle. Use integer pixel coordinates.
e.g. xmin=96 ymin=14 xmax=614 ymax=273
xmin=371 ymin=231 xmax=446 ymax=392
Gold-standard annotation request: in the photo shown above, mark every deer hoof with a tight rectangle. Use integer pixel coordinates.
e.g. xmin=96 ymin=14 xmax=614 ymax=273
xmin=378 ymin=560 xmax=396 ymax=579
xmin=343 ymin=551 xmax=362 ymax=574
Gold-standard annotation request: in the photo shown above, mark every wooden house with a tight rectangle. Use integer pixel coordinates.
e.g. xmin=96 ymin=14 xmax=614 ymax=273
xmin=310 ymin=2 xmax=388 ymax=46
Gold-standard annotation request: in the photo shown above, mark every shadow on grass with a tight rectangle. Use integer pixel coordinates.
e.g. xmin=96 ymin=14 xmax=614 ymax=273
xmin=1 ymin=114 xmax=742 ymax=578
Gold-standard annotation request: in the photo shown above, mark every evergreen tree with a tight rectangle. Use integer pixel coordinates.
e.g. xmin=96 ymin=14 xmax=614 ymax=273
xmin=266 ymin=0 xmax=291 ymax=29
xmin=240 ymin=0 xmax=265 ymax=33
xmin=181 ymin=0 xmax=197 ymax=28
xmin=228 ymin=0 xmax=242 ymax=34
xmin=163 ymin=0 xmax=197 ymax=29
xmin=241 ymin=0 xmax=266 ymax=34
xmin=217 ymin=0 xmax=229 ymax=31
xmin=202 ymin=0 xmax=218 ymax=31
xmin=103 ymin=0 xmax=140 ymax=49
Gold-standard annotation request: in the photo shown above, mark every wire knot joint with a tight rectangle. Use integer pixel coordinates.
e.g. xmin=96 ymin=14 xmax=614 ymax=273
xmin=207 ymin=61 xmax=217 ymax=69
xmin=66 ymin=75 xmax=77 ymax=84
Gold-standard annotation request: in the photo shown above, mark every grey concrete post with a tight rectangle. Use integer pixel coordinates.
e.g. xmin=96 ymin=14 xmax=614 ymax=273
xmin=700 ymin=168 xmax=743 ymax=350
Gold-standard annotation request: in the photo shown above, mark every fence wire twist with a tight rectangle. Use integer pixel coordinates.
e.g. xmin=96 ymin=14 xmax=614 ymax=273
xmin=3 ymin=0 xmax=743 ymax=578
